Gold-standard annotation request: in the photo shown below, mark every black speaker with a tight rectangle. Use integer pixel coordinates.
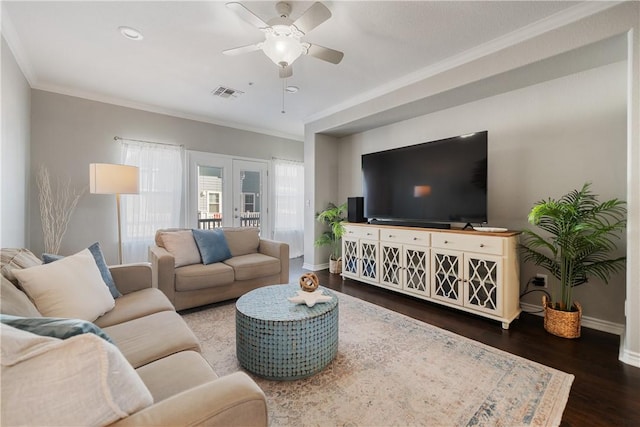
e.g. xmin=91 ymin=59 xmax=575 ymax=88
xmin=347 ymin=197 xmax=366 ymax=223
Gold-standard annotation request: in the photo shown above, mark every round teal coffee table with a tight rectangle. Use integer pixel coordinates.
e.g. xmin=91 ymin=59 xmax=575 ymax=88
xmin=236 ymin=284 xmax=339 ymax=380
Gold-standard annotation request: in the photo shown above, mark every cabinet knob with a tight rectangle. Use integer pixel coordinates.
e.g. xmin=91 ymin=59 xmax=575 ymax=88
xmin=367 ymin=233 xmax=372 ymax=236
xmin=480 ymin=244 xmax=485 ymax=248
xmin=444 ymin=240 xmax=449 ymax=244
xmin=413 ymin=237 xmax=418 ymax=240
xmin=389 ymin=234 xmax=395 ymax=238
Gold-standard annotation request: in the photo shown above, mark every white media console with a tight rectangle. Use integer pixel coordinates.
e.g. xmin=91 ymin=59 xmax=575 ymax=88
xmin=341 ymin=223 xmax=521 ymax=329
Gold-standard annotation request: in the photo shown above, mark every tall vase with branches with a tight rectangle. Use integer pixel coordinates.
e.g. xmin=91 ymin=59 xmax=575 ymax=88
xmin=37 ymin=166 xmax=85 ymax=254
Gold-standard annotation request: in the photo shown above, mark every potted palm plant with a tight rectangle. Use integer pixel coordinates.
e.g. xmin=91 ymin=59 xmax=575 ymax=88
xmin=520 ymin=183 xmax=626 ymax=338
xmin=314 ymin=202 xmax=347 ymax=274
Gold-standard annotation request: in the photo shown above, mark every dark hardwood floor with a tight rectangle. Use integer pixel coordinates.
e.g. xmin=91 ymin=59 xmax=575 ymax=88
xmin=309 ymin=267 xmax=640 ymax=426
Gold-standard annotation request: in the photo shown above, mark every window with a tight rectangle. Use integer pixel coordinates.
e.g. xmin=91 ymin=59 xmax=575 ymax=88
xmin=208 ymin=191 xmax=221 ymax=214
xmin=120 ymin=140 xmax=183 ymax=262
xmin=273 ymin=158 xmax=304 ymax=258
xmin=242 ymin=193 xmax=255 ymax=212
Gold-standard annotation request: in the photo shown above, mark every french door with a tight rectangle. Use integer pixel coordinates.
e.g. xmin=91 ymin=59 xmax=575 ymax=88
xmin=187 ymin=151 xmax=269 ymax=235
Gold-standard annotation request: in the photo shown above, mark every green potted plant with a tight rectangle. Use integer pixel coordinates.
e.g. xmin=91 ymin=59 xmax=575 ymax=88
xmin=520 ymin=183 xmax=626 ymax=338
xmin=315 ymin=202 xmax=347 ymax=274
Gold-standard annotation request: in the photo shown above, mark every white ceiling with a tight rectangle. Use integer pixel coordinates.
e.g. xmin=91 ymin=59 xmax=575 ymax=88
xmin=2 ymin=1 xmax=586 ymax=140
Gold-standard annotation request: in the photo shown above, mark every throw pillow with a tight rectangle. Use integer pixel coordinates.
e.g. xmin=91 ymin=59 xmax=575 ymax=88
xmin=192 ymin=228 xmax=232 ymax=265
xmin=13 ymin=248 xmax=115 ymax=322
xmin=0 ymin=276 xmax=42 ymax=317
xmin=160 ymin=230 xmax=202 ymax=267
xmin=0 ymin=314 xmax=114 ymax=343
xmin=1 ymin=324 xmax=152 ymax=426
xmin=41 ymin=253 xmax=64 ymax=263
xmin=43 ymin=243 xmax=122 ymax=299
xmin=0 ymin=248 xmax=43 ymax=287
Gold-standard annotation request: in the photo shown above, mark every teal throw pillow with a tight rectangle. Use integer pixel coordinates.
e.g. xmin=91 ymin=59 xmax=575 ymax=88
xmin=0 ymin=314 xmax=114 ymax=343
xmin=42 ymin=242 xmax=121 ymax=299
xmin=42 ymin=253 xmax=64 ymax=263
xmin=192 ymin=229 xmax=232 ymax=265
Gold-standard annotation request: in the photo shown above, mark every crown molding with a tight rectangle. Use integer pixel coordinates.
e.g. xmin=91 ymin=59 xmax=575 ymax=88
xmin=305 ymin=1 xmax=624 ymax=125
xmin=31 ymin=83 xmax=303 ymax=142
xmin=1 ymin=5 xmax=36 ymax=85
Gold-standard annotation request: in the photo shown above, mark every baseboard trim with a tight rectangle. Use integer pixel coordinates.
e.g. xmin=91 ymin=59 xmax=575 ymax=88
xmin=520 ymin=302 xmax=624 ymax=335
xmin=618 ymin=333 xmax=640 ymax=368
xmin=619 ymin=348 xmax=640 ymax=368
xmin=302 ymin=262 xmax=328 ymax=271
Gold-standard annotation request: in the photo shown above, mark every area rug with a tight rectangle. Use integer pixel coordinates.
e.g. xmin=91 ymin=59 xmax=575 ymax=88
xmin=182 ymin=290 xmax=574 ymax=426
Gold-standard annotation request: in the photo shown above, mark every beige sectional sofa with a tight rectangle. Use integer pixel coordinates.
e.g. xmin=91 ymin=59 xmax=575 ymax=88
xmin=150 ymin=227 xmax=289 ymax=310
xmin=0 ymin=248 xmax=268 ymax=426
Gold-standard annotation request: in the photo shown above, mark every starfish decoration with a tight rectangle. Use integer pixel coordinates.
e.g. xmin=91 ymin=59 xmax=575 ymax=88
xmin=287 ymin=290 xmax=332 ymax=307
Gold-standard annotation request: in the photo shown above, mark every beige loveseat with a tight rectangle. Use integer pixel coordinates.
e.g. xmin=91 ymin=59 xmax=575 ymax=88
xmin=150 ymin=227 xmax=289 ymax=310
xmin=0 ymin=248 xmax=268 ymax=426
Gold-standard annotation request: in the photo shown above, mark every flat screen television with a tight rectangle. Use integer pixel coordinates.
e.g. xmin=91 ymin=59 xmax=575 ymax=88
xmin=362 ymin=131 xmax=488 ymax=228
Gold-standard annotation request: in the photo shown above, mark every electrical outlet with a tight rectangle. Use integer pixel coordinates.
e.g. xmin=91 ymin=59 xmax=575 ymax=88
xmin=534 ymin=273 xmax=548 ymax=288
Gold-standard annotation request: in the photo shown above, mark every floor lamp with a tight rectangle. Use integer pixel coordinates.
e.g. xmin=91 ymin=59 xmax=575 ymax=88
xmin=89 ymin=163 xmax=140 ymax=264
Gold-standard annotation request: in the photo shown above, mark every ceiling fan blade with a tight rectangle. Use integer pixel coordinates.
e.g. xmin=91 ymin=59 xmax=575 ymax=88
xmin=293 ymin=2 xmax=331 ymax=34
xmin=279 ymin=65 xmax=293 ymax=79
xmin=226 ymin=2 xmax=268 ymax=29
xmin=306 ymin=44 xmax=344 ymax=64
xmin=223 ymin=43 xmax=261 ymax=56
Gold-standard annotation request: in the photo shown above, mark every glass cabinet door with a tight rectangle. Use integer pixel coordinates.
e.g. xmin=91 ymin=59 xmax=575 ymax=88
xmin=431 ymin=249 xmax=463 ymax=305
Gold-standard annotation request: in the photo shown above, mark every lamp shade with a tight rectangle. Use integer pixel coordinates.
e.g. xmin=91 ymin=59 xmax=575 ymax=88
xmin=89 ymin=163 xmax=139 ymax=195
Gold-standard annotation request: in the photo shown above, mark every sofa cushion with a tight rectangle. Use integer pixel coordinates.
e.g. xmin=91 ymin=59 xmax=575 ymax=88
xmin=192 ymin=228 xmax=232 ymax=265
xmin=174 ymin=263 xmax=235 ymax=292
xmin=0 ymin=314 xmax=114 ymax=343
xmin=0 ymin=276 xmax=41 ymax=317
xmin=43 ymin=242 xmax=122 ymax=299
xmin=1 ymin=324 xmax=152 ymax=427
xmin=159 ymin=230 xmax=202 ymax=267
xmin=13 ymin=249 xmax=115 ymax=322
xmin=0 ymin=248 xmax=42 ymax=287
xmin=223 ymin=227 xmax=260 ymax=257
xmin=94 ymin=288 xmax=175 ymax=329
xmin=103 ymin=310 xmax=201 ymax=368
xmin=223 ymin=253 xmax=281 ymax=281
xmin=154 ymin=228 xmax=185 ymax=247
xmin=136 ymin=350 xmax=218 ymax=403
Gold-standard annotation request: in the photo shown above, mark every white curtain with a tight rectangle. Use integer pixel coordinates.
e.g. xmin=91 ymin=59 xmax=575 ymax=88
xmin=273 ymin=158 xmax=304 ymax=258
xmin=120 ymin=140 xmax=183 ymax=263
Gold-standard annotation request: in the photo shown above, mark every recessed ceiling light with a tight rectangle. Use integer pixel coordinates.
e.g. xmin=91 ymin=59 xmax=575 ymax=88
xmin=285 ymin=86 xmax=299 ymax=94
xmin=119 ymin=26 xmax=143 ymax=41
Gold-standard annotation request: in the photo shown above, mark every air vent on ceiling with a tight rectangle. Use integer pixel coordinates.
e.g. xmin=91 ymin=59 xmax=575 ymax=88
xmin=211 ymin=86 xmax=244 ymax=99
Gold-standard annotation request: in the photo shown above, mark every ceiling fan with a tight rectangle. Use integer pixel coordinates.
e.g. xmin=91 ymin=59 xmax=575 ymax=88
xmin=223 ymin=1 xmax=344 ymax=78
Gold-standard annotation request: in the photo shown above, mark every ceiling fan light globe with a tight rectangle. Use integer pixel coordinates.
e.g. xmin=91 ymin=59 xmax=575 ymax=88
xmin=262 ymin=29 xmax=304 ymax=66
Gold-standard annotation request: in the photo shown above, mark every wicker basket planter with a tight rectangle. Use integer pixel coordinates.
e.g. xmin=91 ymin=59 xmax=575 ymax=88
xmin=542 ymin=295 xmax=582 ymax=339
xmin=329 ymin=258 xmax=342 ymax=274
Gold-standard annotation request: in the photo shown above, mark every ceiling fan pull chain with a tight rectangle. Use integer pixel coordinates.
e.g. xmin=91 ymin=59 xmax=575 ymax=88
xmin=282 ymin=78 xmax=286 ymax=114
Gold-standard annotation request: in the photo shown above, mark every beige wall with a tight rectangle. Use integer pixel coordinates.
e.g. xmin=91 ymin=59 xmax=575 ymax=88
xmin=1 ymin=36 xmax=31 ymax=248
xmin=29 ymin=90 xmax=302 ymax=263
xmin=338 ymin=61 xmax=627 ymax=324
xmin=303 ymin=133 xmax=340 ymax=269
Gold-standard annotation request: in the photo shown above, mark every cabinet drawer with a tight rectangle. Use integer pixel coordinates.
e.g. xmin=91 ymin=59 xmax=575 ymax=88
xmin=380 ymin=228 xmax=430 ymax=246
xmin=344 ymin=226 xmax=379 ymax=240
xmin=431 ymin=233 xmax=504 ymax=255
